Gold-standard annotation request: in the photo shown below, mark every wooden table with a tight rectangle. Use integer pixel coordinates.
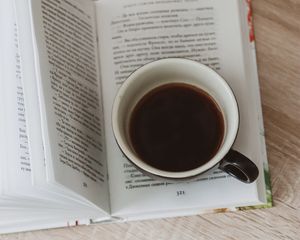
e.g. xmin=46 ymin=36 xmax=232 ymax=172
xmin=2 ymin=0 xmax=300 ymax=239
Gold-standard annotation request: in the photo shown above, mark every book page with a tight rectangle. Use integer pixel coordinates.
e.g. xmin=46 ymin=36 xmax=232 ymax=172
xmin=29 ymin=0 xmax=109 ymax=210
xmin=0 ymin=0 xmax=32 ymax=195
xmin=0 ymin=1 xmax=7 ymax=195
xmin=6 ymin=23 xmax=32 ymax=192
xmin=13 ymin=0 xmax=50 ymax=191
xmin=0 ymin=0 xmax=98 ymax=209
xmin=14 ymin=0 xmax=114 ymax=219
xmin=96 ymin=0 xmax=264 ymax=216
xmin=238 ymin=0 xmax=269 ymax=203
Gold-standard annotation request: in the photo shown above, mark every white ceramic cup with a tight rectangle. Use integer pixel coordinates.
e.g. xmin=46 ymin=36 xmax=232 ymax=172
xmin=112 ymin=58 xmax=258 ymax=183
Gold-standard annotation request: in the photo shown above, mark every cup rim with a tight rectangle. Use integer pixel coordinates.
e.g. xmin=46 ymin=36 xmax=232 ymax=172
xmin=112 ymin=58 xmax=239 ymax=179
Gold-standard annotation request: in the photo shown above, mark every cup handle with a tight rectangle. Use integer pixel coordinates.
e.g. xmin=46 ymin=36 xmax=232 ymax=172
xmin=219 ymin=150 xmax=259 ymax=183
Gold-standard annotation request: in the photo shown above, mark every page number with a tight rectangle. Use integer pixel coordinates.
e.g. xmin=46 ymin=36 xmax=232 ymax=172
xmin=177 ymin=190 xmax=185 ymax=196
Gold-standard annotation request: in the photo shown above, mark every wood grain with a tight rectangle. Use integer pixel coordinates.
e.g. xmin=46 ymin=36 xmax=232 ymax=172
xmin=2 ymin=0 xmax=300 ymax=239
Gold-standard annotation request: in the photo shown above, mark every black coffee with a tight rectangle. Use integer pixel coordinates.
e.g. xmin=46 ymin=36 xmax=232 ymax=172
xmin=129 ymin=83 xmax=224 ymax=172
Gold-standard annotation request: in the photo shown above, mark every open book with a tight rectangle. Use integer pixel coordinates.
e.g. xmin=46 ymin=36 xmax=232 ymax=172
xmin=0 ymin=0 xmax=272 ymax=234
